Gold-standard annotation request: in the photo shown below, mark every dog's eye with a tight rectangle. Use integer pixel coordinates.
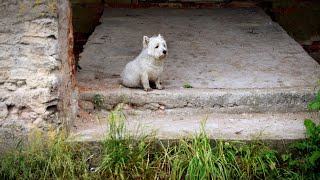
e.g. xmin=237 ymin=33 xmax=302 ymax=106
xmin=155 ymin=45 xmax=159 ymax=48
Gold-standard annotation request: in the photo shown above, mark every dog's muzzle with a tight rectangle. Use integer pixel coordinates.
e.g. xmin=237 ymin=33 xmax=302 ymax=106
xmin=160 ymin=53 xmax=167 ymax=59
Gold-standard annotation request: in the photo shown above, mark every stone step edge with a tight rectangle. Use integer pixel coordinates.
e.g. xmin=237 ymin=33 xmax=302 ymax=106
xmin=78 ymin=86 xmax=316 ymax=113
xmin=69 ymin=111 xmax=320 ymax=142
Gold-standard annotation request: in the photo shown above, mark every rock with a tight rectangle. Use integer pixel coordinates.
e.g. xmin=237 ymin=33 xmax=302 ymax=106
xmin=0 ymin=103 xmax=8 ymax=120
xmin=79 ymin=100 xmax=94 ymax=111
xmin=145 ymin=103 xmax=160 ymax=110
xmin=3 ymin=82 xmax=17 ymax=91
xmin=159 ymin=105 xmax=165 ymax=110
xmin=33 ymin=117 xmax=43 ymax=126
xmin=16 ymin=80 xmax=26 ymax=87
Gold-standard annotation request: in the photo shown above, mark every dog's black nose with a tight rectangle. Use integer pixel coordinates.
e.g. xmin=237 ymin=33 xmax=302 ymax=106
xmin=163 ymin=50 xmax=167 ymax=54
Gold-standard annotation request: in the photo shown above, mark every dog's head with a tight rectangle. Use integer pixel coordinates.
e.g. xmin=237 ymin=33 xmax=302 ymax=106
xmin=143 ymin=34 xmax=167 ymax=60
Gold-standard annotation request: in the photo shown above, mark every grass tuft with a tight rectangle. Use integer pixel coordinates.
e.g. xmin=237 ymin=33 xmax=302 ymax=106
xmin=0 ymin=129 xmax=92 ymax=180
xmin=183 ymin=83 xmax=193 ymax=88
xmin=97 ymin=104 xmax=160 ymax=179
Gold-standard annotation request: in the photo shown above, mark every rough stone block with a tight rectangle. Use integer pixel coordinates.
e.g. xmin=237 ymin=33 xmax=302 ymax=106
xmin=79 ymin=100 xmax=95 ymax=111
xmin=0 ymin=103 xmax=8 ymax=121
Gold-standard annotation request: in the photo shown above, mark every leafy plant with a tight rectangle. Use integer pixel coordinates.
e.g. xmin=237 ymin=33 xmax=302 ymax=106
xmin=93 ymin=94 xmax=104 ymax=109
xmin=286 ymin=119 xmax=320 ymax=179
xmin=308 ymin=84 xmax=320 ymax=112
xmin=283 ymin=82 xmax=320 ymax=179
xmin=183 ymin=83 xmax=193 ymax=88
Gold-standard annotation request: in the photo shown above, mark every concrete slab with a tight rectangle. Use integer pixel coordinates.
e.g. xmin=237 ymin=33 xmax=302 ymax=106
xmin=70 ymin=109 xmax=320 ymax=141
xmin=77 ymin=8 xmax=320 ymax=89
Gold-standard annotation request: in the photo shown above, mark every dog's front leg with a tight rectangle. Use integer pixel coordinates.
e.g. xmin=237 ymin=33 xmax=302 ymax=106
xmin=141 ymin=73 xmax=152 ymax=91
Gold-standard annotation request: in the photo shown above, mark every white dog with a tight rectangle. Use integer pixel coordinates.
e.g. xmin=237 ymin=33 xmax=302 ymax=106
xmin=121 ymin=34 xmax=168 ymax=91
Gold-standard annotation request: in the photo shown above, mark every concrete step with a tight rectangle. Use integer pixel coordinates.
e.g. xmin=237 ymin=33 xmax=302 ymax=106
xmin=70 ymin=109 xmax=320 ymax=141
xmin=79 ymin=86 xmax=315 ymax=113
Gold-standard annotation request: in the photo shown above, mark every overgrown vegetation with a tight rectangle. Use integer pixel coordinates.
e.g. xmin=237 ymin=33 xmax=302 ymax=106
xmin=97 ymin=105 xmax=160 ymax=179
xmin=282 ymin=84 xmax=320 ymax=179
xmin=0 ymin=130 xmax=92 ymax=179
xmin=1 ymin=92 xmax=320 ymax=179
xmin=160 ymin=127 xmax=285 ymax=180
xmin=284 ymin=119 xmax=320 ymax=179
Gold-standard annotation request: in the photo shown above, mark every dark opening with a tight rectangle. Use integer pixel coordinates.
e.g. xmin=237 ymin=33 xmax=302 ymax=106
xmin=71 ymin=0 xmax=105 ymax=69
xmin=257 ymin=0 xmax=320 ymax=64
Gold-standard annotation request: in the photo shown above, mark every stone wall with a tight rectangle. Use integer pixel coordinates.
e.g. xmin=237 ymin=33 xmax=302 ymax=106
xmin=0 ymin=0 xmax=72 ymax=153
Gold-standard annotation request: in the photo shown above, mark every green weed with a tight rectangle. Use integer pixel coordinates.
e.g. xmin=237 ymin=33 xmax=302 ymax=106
xmin=0 ymin=129 xmax=92 ymax=180
xmin=93 ymin=94 xmax=104 ymax=109
xmin=183 ymin=83 xmax=193 ymax=88
xmin=159 ymin=121 xmax=283 ymax=180
xmin=97 ymin=104 xmax=162 ymax=179
xmin=308 ymin=82 xmax=320 ymax=112
xmin=96 ymin=108 xmax=285 ymax=179
xmin=283 ymin=84 xmax=320 ymax=179
xmin=284 ymin=119 xmax=320 ymax=179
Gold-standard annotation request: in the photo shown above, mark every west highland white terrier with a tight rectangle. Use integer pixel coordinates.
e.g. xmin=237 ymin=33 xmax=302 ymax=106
xmin=121 ymin=34 xmax=168 ymax=91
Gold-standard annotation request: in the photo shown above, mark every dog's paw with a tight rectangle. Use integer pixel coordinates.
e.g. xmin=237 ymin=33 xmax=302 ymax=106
xmin=144 ymin=87 xmax=153 ymax=92
xmin=156 ymin=85 xmax=164 ymax=90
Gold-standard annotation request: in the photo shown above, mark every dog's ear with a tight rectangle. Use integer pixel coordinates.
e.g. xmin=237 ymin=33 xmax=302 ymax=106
xmin=143 ymin=36 xmax=149 ymax=48
xmin=158 ymin=34 xmax=163 ymax=38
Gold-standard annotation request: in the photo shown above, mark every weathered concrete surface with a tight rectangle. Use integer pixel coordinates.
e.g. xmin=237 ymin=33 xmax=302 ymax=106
xmin=70 ymin=109 xmax=320 ymax=141
xmin=77 ymin=8 xmax=320 ymax=89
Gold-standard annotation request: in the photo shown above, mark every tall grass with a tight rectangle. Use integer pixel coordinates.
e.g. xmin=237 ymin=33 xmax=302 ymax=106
xmin=97 ymin=109 xmax=297 ymax=179
xmin=0 ymin=106 xmax=313 ymax=179
xmin=0 ymin=129 xmax=92 ymax=180
xmin=158 ymin=121 xmax=285 ymax=180
xmin=97 ymin=105 xmax=159 ymax=179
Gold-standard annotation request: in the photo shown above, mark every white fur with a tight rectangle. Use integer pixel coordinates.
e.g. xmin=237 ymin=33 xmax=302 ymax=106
xmin=121 ymin=34 xmax=168 ymax=91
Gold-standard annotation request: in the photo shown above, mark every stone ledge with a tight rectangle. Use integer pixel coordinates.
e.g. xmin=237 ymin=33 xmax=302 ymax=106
xmin=70 ymin=110 xmax=320 ymax=141
xmin=79 ymin=86 xmax=316 ymax=113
